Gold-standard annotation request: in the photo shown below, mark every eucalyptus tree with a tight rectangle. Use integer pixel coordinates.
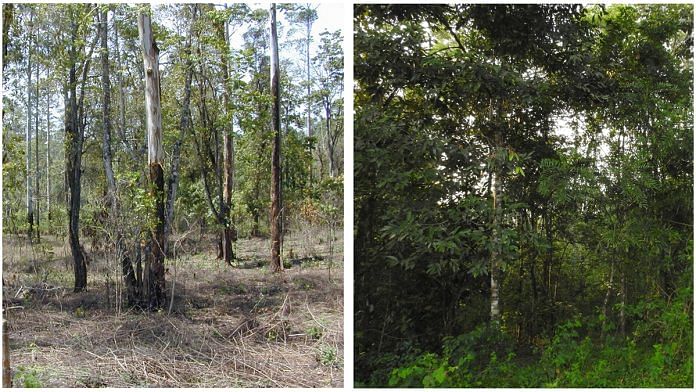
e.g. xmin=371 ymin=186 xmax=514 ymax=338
xmin=313 ymin=30 xmax=343 ymax=178
xmin=138 ymin=6 xmax=166 ymax=309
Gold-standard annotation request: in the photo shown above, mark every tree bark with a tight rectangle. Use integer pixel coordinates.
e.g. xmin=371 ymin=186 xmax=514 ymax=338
xmin=306 ymin=14 xmax=312 ymax=141
xmin=26 ymin=10 xmax=34 ymax=242
xmin=2 ymin=318 xmax=10 ymax=387
xmin=269 ymin=4 xmax=283 ymax=273
xmin=138 ymin=8 xmax=166 ymax=310
xmin=324 ymin=97 xmax=336 ymax=178
xmin=489 ymin=122 xmax=502 ymax=323
xmin=46 ymin=84 xmax=51 ymax=225
xmin=65 ymin=11 xmax=90 ymax=292
xmin=35 ymin=51 xmax=40 ymax=242
xmin=490 ymin=163 xmax=500 ymax=323
xmin=218 ymin=15 xmax=236 ymax=265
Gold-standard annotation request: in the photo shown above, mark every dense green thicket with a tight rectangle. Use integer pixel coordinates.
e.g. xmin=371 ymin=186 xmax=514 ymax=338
xmin=355 ymin=4 xmax=692 ymax=387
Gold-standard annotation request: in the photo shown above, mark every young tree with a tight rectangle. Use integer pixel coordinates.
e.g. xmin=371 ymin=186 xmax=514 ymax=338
xmin=215 ymin=9 xmax=236 ymax=265
xmin=25 ymin=9 xmax=34 ymax=241
xmin=269 ymin=3 xmax=283 ymax=272
xmin=34 ymin=50 xmax=40 ymax=242
xmin=138 ymin=7 xmax=166 ymax=309
xmin=65 ymin=4 xmax=94 ymax=292
xmin=164 ymin=4 xmax=195 ymax=255
xmin=313 ymin=30 xmax=343 ymax=178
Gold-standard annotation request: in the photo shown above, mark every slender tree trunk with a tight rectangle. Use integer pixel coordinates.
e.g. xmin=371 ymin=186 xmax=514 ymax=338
xmin=619 ymin=268 xmax=626 ymax=337
xmin=165 ymin=6 xmax=195 ymax=256
xmin=112 ymin=21 xmax=135 ymax=162
xmin=2 ymin=318 xmax=10 ymax=388
xmin=100 ymin=9 xmax=137 ymax=305
xmin=66 ymin=13 xmax=88 ymax=292
xmin=138 ymin=8 xmax=166 ymax=310
xmin=216 ymin=14 xmax=235 ymax=265
xmin=306 ymin=17 xmax=312 ymax=140
xmin=542 ymin=205 xmax=554 ymax=331
xmin=324 ymin=99 xmax=335 ymax=178
xmin=490 ymin=162 xmax=500 ymax=323
xmin=306 ymin=12 xmax=313 ymax=185
xmin=601 ymin=260 xmax=614 ymax=339
xmin=26 ymin=11 xmax=34 ymax=242
xmin=269 ymin=3 xmax=283 ymax=273
xmin=35 ymin=56 xmax=40 ymax=242
xmin=46 ymin=86 xmax=51 ymax=225
xmin=100 ymin=9 xmax=116 ymax=196
xmin=529 ymin=212 xmax=539 ymax=338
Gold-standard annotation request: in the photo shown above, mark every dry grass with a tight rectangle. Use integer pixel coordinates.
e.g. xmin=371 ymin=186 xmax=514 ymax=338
xmin=2 ymin=231 xmax=343 ymax=387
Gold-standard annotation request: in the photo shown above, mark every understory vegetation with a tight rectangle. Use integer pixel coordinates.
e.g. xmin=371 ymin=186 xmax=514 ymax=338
xmin=355 ymin=4 xmax=692 ymax=387
xmin=3 ymin=233 xmax=343 ymax=387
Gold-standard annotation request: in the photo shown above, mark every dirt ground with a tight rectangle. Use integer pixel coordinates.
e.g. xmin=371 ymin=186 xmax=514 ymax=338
xmin=2 ymin=230 xmax=344 ymax=387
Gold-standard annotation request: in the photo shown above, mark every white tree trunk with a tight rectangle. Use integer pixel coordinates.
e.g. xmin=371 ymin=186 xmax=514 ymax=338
xmin=138 ymin=8 xmax=166 ymax=309
xmin=490 ymin=167 xmax=500 ymax=322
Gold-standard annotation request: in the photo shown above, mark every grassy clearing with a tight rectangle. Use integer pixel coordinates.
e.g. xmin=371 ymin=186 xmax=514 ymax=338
xmin=2 ymin=231 xmax=343 ymax=387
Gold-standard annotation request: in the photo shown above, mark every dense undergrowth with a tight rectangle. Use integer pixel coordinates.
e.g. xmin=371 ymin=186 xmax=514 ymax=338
xmin=354 ymin=3 xmax=693 ymax=388
xmin=366 ymin=286 xmax=692 ymax=388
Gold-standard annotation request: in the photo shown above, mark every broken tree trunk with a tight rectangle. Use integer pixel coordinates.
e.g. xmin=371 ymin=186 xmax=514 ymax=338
xmin=138 ymin=8 xmax=166 ymax=310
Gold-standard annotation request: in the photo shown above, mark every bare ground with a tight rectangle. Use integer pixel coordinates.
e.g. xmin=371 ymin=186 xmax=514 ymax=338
xmin=2 ymin=231 xmax=344 ymax=387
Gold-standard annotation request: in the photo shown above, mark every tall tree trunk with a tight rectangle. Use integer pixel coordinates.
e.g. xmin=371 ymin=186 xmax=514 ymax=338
xmin=138 ymin=8 xmax=166 ymax=310
xmin=490 ymin=160 xmax=500 ymax=323
xmin=306 ymin=10 xmax=313 ymax=185
xmin=542 ymin=204 xmax=554 ymax=331
xmin=306 ymin=15 xmax=312 ymax=140
xmin=165 ymin=6 xmax=196 ymax=256
xmin=269 ymin=3 xmax=283 ymax=273
xmin=100 ymin=9 xmax=116 ymax=197
xmin=46 ymin=86 xmax=51 ymax=225
xmin=112 ymin=21 xmax=136 ymax=162
xmin=101 ymin=8 xmax=137 ymax=305
xmin=35 ymin=57 xmax=40 ymax=242
xmin=26 ymin=11 xmax=34 ymax=242
xmin=217 ymin=14 xmax=235 ymax=265
xmin=66 ymin=11 xmax=89 ymax=292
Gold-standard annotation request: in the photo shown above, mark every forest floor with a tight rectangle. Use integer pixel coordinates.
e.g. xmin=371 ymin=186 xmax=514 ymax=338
xmin=2 ymin=229 xmax=344 ymax=387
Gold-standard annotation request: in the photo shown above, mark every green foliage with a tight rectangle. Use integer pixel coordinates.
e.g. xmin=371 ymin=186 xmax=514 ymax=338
xmin=317 ymin=344 xmax=339 ymax=367
xmin=386 ymin=298 xmax=692 ymax=387
xmin=355 ymin=3 xmax=692 ymax=387
xmin=307 ymin=325 xmax=323 ymax=340
xmin=14 ymin=366 xmax=42 ymax=388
